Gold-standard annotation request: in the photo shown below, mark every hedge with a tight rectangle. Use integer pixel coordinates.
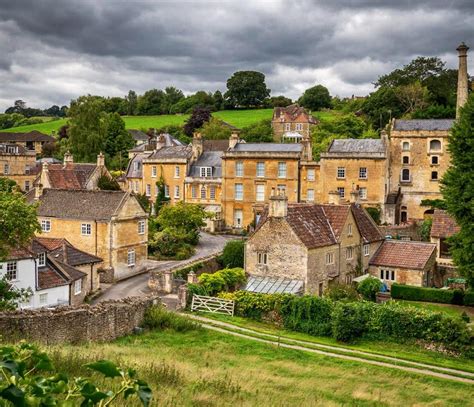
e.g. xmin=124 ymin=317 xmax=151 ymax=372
xmin=464 ymin=291 xmax=474 ymax=306
xmin=391 ymin=284 xmax=465 ymax=305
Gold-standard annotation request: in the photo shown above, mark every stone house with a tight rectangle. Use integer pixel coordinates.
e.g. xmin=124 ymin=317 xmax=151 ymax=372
xmin=245 ymin=193 xmax=383 ymax=295
xmin=0 ymin=131 xmax=55 ymax=155
xmin=128 ymin=129 xmax=149 ymax=146
xmin=369 ymin=240 xmax=437 ymax=288
xmin=0 ymin=143 xmax=37 ymax=192
xmin=430 ymin=209 xmax=460 ymax=285
xmin=27 ymin=188 xmax=148 ymax=281
xmin=271 ymin=104 xmax=318 ymax=142
xmin=319 ymin=138 xmax=388 ymax=213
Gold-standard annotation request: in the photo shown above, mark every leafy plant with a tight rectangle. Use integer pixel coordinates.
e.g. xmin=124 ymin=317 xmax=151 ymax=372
xmin=219 ymin=240 xmax=245 ymax=268
xmin=324 ymin=283 xmax=359 ymax=302
xmin=143 ymin=305 xmax=201 ymax=332
xmin=0 ymin=276 xmax=32 ymax=311
xmin=0 ymin=342 xmax=152 ymax=406
xmin=198 ymin=268 xmax=246 ymax=295
xmin=357 ymin=277 xmax=382 ymax=301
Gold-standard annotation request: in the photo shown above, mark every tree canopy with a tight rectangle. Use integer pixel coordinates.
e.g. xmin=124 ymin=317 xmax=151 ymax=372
xmin=225 ymin=71 xmax=270 ymax=108
xmin=298 ymin=85 xmax=332 ymax=111
xmin=184 ymin=107 xmax=212 ymax=137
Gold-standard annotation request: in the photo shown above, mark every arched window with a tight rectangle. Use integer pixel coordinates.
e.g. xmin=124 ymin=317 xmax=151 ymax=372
xmin=200 ymin=186 xmax=206 ymax=199
xmin=401 ymin=168 xmax=410 ymax=182
xmin=430 ymin=139 xmax=441 ymax=151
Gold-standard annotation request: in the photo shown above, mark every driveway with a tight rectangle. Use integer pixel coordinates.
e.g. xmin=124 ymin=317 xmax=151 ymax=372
xmin=94 ymin=232 xmax=236 ymax=303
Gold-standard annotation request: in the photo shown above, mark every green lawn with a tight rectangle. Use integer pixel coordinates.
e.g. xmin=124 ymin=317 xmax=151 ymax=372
xmin=0 ymin=108 xmax=339 ymax=135
xmin=395 ymin=299 xmax=474 ymax=319
xmin=47 ymin=327 xmax=473 ymax=406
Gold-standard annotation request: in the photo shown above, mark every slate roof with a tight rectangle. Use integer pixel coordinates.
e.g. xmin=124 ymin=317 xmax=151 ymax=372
xmin=29 ymin=189 xmax=129 ymax=221
xmin=393 ymin=119 xmax=454 ymax=131
xmin=32 ymin=237 xmax=102 ymax=266
xmin=369 ymin=241 xmax=436 ymax=270
xmin=0 ymin=131 xmax=55 ymax=143
xmin=126 ymin=153 xmax=146 ymax=178
xmin=431 ymin=210 xmax=460 ymax=238
xmin=327 ymin=139 xmax=385 ymax=154
xmin=128 ymin=129 xmax=148 ymax=141
xmin=273 ymin=104 xmax=318 ymax=124
xmin=188 ymin=151 xmax=223 ymax=177
xmin=42 ymin=163 xmax=97 ymax=189
xmin=146 ymin=145 xmax=192 ymax=160
xmin=351 ymin=204 xmax=384 ymax=243
xmin=231 ymin=143 xmax=302 ymax=153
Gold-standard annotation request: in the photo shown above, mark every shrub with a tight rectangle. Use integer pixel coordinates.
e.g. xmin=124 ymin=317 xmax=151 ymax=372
xmin=218 ymin=267 xmax=246 ymax=289
xmin=143 ymin=305 xmax=201 ymax=332
xmin=357 ymin=277 xmax=382 ymax=301
xmin=197 ymin=268 xmax=246 ymax=295
xmin=186 ymin=283 xmax=209 ymax=308
xmin=219 ymin=240 xmax=245 ymax=268
xmin=365 ymin=207 xmax=381 ymax=225
xmin=331 ymin=302 xmax=374 ymax=342
xmin=198 ymin=273 xmax=226 ymax=295
xmin=391 ymin=284 xmax=461 ymax=304
xmin=324 ymin=283 xmax=359 ymax=302
xmin=463 ymin=291 xmax=474 ymax=306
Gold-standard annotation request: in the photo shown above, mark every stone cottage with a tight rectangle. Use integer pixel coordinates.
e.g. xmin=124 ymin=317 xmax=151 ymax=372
xmin=271 ymin=104 xmax=318 ymax=142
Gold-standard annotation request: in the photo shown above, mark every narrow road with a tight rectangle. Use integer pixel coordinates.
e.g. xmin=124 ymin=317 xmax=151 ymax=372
xmin=186 ymin=314 xmax=474 ymax=384
xmin=95 ymin=233 xmax=235 ymax=303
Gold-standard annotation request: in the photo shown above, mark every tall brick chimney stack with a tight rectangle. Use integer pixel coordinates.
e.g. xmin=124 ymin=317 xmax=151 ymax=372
xmin=269 ymin=188 xmax=288 ymax=218
xmin=456 ymin=42 xmax=469 ymax=119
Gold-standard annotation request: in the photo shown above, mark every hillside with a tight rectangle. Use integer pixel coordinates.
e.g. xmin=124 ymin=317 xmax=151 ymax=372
xmin=0 ymin=109 xmax=338 ymax=135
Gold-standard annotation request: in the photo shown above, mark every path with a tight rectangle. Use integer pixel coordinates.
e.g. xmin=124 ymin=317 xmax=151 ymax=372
xmin=185 ymin=314 xmax=474 ymax=384
xmin=95 ymin=232 xmax=234 ymax=303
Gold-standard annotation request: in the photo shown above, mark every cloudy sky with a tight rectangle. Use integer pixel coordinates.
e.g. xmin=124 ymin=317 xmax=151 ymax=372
xmin=0 ymin=0 xmax=473 ymax=111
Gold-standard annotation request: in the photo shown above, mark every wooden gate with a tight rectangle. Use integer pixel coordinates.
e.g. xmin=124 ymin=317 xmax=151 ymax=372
xmin=191 ymin=294 xmax=235 ymax=316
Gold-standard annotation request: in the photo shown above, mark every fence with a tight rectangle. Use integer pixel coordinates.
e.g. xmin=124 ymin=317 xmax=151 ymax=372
xmin=191 ymin=294 xmax=235 ymax=316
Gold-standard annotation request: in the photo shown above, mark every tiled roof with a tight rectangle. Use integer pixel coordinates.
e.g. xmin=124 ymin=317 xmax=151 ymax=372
xmin=203 ymin=139 xmax=229 ymax=151
xmin=327 ymin=139 xmax=385 ymax=154
xmin=393 ymin=119 xmax=454 ymax=131
xmin=321 ymin=205 xmax=350 ymax=240
xmin=38 ymin=267 xmax=68 ymax=290
xmin=0 ymin=131 xmax=55 ymax=143
xmin=147 ymin=145 xmax=192 ymax=159
xmin=188 ymin=151 xmax=222 ymax=177
xmin=44 ymin=163 xmax=97 ymax=189
xmin=273 ymin=104 xmax=318 ymax=124
xmin=350 ymin=204 xmax=384 ymax=243
xmin=431 ymin=210 xmax=460 ymax=238
xmin=32 ymin=237 xmax=102 ymax=266
xmin=29 ymin=189 xmax=129 ymax=221
xmin=6 ymin=247 xmax=35 ymax=260
xmin=231 ymin=143 xmax=302 ymax=153
xmin=53 ymin=259 xmax=87 ymax=282
xmin=369 ymin=241 xmax=436 ymax=270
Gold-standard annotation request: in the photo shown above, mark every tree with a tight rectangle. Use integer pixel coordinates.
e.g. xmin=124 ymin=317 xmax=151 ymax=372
xmin=183 ymin=107 xmax=212 ymax=137
xmin=126 ymin=90 xmax=138 ymax=115
xmin=163 ymin=87 xmax=184 ymax=113
xmin=240 ymin=119 xmax=273 ymax=142
xmin=199 ymin=117 xmax=232 ymax=140
xmin=170 ymin=91 xmax=215 ymax=114
xmin=0 ymin=276 xmax=32 ymax=311
xmin=0 ymin=178 xmax=17 ymax=193
xmin=357 ymin=276 xmax=382 ymax=301
xmin=213 ymin=90 xmax=224 ymax=110
xmin=103 ymin=112 xmax=134 ymax=169
xmin=441 ymin=94 xmax=474 ymax=287
xmin=45 ymin=105 xmax=60 ymax=116
xmin=97 ymin=174 xmax=121 ymax=191
xmin=395 ymin=82 xmax=430 ymax=114
xmin=137 ymin=89 xmax=166 ymax=115
xmin=419 ymin=218 xmax=433 ymax=242
xmin=225 ymin=71 xmax=270 ymax=108
xmin=298 ymin=85 xmax=331 ymax=111
xmin=104 ymin=97 xmax=126 ymax=114
xmin=219 ymin=240 xmax=245 ymax=268
xmin=0 ymin=190 xmax=40 ymax=261
xmin=154 ymin=174 xmax=170 ymax=215
xmin=265 ymin=95 xmax=292 ymax=108
xmin=362 ymin=87 xmax=405 ymax=129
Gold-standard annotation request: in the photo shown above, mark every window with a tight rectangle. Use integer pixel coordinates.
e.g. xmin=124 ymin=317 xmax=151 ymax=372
xmin=235 ymin=183 xmax=243 ymax=200
xmin=41 ymin=220 xmax=51 ymax=233
xmin=39 ymin=293 xmax=48 ymax=305
xmin=81 ymin=223 xmax=92 ymax=235
xmin=134 ymin=181 xmax=139 ymax=193
xmin=296 ymin=123 xmax=303 ymax=131
xmin=200 ymin=167 xmax=212 ymax=177
xmin=146 ymin=184 xmax=151 ymax=196
xmin=174 ymin=166 xmax=180 ymax=178
xmin=431 ymin=171 xmax=438 ymax=180
xmin=256 ymin=184 xmax=265 ymax=202
xmin=257 ymin=252 xmax=268 ymax=265
xmin=285 ymin=123 xmax=291 ymax=131
xmin=164 ymin=185 xmax=170 ymax=197
xmin=6 ymin=262 xmax=17 ymax=280
xmin=138 ymin=220 xmax=145 ymax=235
xmin=210 ymin=185 xmax=216 ymax=200
xmin=346 ymin=247 xmax=353 ymax=260
xmin=277 ymin=184 xmax=286 ymax=194
xmin=307 ymin=168 xmax=315 ymax=181
xmin=402 ymin=156 xmax=410 ymax=164
xmin=278 ymin=162 xmax=287 ymax=178
xmin=234 ymin=209 xmax=243 ymax=227
xmin=127 ymin=249 xmax=135 ymax=266
xmin=326 ymin=252 xmax=334 ymax=265
xmin=151 ymin=166 xmax=157 ymax=177
xmin=380 ymin=269 xmax=395 ymax=281
xmin=38 ymin=252 xmax=46 ymax=267
xmin=307 ymin=189 xmax=314 ymax=202
xmin=401 ymin=168 xmax=410 ymax=182
xmin=402 ymin=141 xmax=410 ymax=151
xmin=430 ymin=139 xmax=441 ymax=151
xmin=363 ymin=244 xmax=369 ymax=256
xmin=359 ymin=167 xmax=367 ymax=179
xmin=200 ymin=186 xmax=206 ymax=199
xmin=235 ymin=161 xmax=243 ymax=177
xmin=192 ymin=185 xmax=197 ymax=198
xmin=256 ymin=162 xmax=265 ymax=177
xmin=174 ymin=185 xmax=180 ymax=198
xmin=133 ymin=161 xmax=141 ymax=171
xmin=337 ymin=187 xmax=345 ymax=198
xmin=359 ymin=187 xmax=367 ymax=200
xmin=25 ymin=181 xmax=30 ymax=191
xmin=348 ymin=224 xmax=353 ymax=236
xmin=431 ymin=156 xmax=439 ymax=165
xmin=4 ymin=164 xmax=9 ymax=175
xmin=25 ymin=165 xmax=30 ymax=174
xmin=337 ymin=167 xmax=345 ymax=179
xmin=74 ymin=279 xmax=82 ymax=295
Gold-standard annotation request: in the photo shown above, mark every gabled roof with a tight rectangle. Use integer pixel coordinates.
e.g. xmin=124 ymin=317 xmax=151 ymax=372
xmin=38 ymin=267 xmax=68 ymax=290
xmin=203 ymin=139 xmax=229 ymax=151
xmin=28 ymin=189 xmax=132 ymax=221
xmin=431 ymin=210 xmax=460 ymax=238
xmin=273 ymin=104 xmax=318 ymax=124
xmin=128 ymin=129 xmax=148 ymax=141
xmin=41 ymin=163 xmax=98 ymax=189
xmin=32 ymin=237 xmax=102 ymax=266
xmin=0 ymin=131 xmax=55 ymax=143
xmin=351 ymin=204 xmax=384 ymax=243
xmin=392 ymin=119 xmax=454 ymax=131
xmin=6 ymin=247 xmax=35 ymax=261
xmin=146 ymin=145 xmax=192 ymax=160
xmin=369 ymin=241 xmax=436 ymax=270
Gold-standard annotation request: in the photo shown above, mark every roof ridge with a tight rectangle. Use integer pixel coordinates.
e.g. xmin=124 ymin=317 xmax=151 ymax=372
xmin=320 ymin=206 xmax=338 ymax=242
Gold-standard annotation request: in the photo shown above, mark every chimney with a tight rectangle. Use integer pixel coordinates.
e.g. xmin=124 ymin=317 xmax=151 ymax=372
xmin=39 ymin=161 xmax=51 ymax=189
xmin=34 ymin=183 xmax=43 ymax=200
xmin=63 ymin=151 xmax=73 ymax=165
xmin=268 ymin=189 xmax=288 ymax=218
xmin=155 ymin=134 xmax=166 ymax=151
xmin=328 ymin=191 xmax=340 ymax=205
xmin=97 ymin=152 xmax=105 ymax=167
xmin=192 ymin=132 xmax=203 ymax=161
xmin=350 ymin=189 xmax=359 ymax=204
xmin=229 ymin=131 xmax=240 ymax=149
xmin=301 ymin=135 xmax=312 ymax=161
xmin=456 ymin=42 xmax=469 ymax=119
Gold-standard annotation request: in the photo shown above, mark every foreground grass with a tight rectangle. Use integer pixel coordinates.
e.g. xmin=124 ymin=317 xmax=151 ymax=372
xmin=45 ymin=328 xmax=474 ymax=406
xmin=195 ymin=312 xmax=474 ymax=374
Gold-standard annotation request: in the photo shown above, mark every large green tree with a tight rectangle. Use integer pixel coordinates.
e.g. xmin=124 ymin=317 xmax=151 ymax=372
xmin=199 ymin=117 xmax=232 ymax=140
xmin=225 ymin=71 xmax=270 ymax=108
xmin=104 ymin=112 xmax=134 ymax=169
xmin=298 ymin=85 xmax=331 ymax=111
xmin=137 ymin=89 xmax=166 ymax=115
xmin=441 ymin=94 xmax=474 ymax=287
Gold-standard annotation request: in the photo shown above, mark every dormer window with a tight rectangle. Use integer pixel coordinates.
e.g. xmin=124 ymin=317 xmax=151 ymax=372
xmin=200 ymin=167 xmax=212 ymax=177
xmin=38 ymin=252 xmax=46 ymax=267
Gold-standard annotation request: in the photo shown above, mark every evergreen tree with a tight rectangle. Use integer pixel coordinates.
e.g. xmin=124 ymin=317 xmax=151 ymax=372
xmin=441 ymin=94 xmax=474 ymax=287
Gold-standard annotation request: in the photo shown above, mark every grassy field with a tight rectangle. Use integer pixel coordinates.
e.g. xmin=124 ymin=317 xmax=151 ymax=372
xmin=47 ymin=327 xmax=473 ymax=406
xmin=396 ymin=299 xmax=474 ymax=319
xmin=0 ymin=108 xmax=339 ymax=135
